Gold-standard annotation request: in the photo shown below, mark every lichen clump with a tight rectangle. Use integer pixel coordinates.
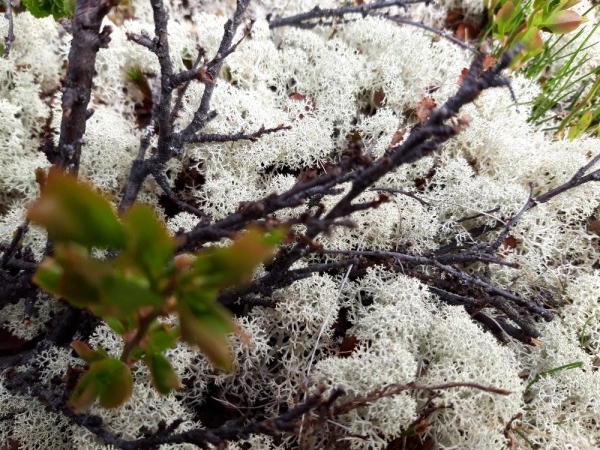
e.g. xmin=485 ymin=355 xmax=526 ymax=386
xmin=1 ymin=0 xmax=600 ymax=449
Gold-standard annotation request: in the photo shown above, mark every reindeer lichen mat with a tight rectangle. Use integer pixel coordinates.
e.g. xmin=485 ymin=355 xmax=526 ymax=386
xmin=1 ymin=0 xmax=600 ymax=448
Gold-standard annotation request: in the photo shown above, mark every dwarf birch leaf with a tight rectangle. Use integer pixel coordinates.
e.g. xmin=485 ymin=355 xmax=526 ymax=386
xmin=98 ymin=272 xmax=165 ymax=319
xmin=146 ymin=324 xmax=180 ymax=353
xmin=27 ymin=170 xmax=126 ymax=249
xmin=104 ymin=318 xmax=127 ymax=336
xmin=69 ymin=372 xmax=101 ymax=414
xmin=70 ymin=358 xmax=132 ymax=412
xmin=22 ymin=0 xmax=74 ymax=19
xmin=541 ymin=9 xmax=583 ymax=34
xmin=122 ymin=205 xmax=176 ymax=280
xmin=178 ymin=301 xmax=238 ymax=371
xmin=71 ymin=341 xmax=108 ymax=364
xmin=51 ymin=244 xmax=109 ymax=307
xmin=192 ymin=227 xmax=283 ymax=290
xmin=33 ymin=258 xmax=63 ymax=294
xmin=96 ymin=359 xmax=134 ymax=409
xmin=146 ymin=352 xmax=180 ymax=395
xmin=495 ymin=1 xmax=516 ymax=35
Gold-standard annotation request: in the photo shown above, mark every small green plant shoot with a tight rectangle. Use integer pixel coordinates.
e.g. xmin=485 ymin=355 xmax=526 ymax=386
xmin=27 ymin=169 xmax=284 ymax=413
xmin=486 ymin=0 xmax=585 ymax=69
xmin=21 ymin=0 xmax=75 ymax=20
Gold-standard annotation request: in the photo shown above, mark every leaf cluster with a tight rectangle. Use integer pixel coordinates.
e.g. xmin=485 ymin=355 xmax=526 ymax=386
xmin=487 ymin=0 xmax=585 ymax=69
xmin=21 ymin=0 xmax=75 ymax=20
xmin=486 ymin=0 xmax=599 ymax=138
xmin=27 ymin=169 xmax=283 ymax=412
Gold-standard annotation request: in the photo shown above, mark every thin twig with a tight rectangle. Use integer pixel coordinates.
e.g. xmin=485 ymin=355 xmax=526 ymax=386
xmin=370 ymin=187 xmax=430 ymax=206
xmin=2 ymin=0 xmax=15 ymax=59
xmin=0 ymin=222 xmax=28 ymax=268
xmin=373 ymin=14 xmax=480 ymax=54
xmin=171 ymin=47 xmax=206 ymax=120
xmin=188 ymin=124 xmax=291 ymax=144
xmin=152 ymin=169 xmax=208 ymax=218
xmin=267 ymin=0 xmax=430 ymax=28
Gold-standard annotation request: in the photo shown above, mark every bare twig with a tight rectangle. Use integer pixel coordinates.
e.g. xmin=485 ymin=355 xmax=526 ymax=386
xmin=152 ymin=169 xmax=208 ymax=218
xmin=2 ymin=0 xmax=15 ymax=59
xmin=334 ymin=381 xmax=511 ymax=416
xmin=171 ymin=47 xmax=206 ymax=120
xmin=188 ymin=124 xmax=292 ymax=144
xmin=0 ymin=222 xmax=28 ymax=268
xmin=374 ymin=14 xmax=480 ymax=53
xmin=178 ymin=0 xmax=253 ymax=142
xmin=268 ymin=48 xmax=519 ymax=274
xmin=118 ymin=0 xmax=284 ymax=216
xmin=267 ymin=0 xmax=430 ymax=29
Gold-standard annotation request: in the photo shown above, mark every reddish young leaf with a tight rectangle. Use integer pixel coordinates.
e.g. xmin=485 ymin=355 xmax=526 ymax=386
xmin=541 ymin=9 xmax=583 ymax=34
xmin=71 ymin=341 xmax=108 ymax=365
xmin=502 ymin=235 xmax=518 ymax=251
xmin=457 ymin=67 xmax=469 ymax=86
xmin=197 ymin=66 xmax=216 ymax=84
xmin=415 ymin=97 xmax=437 ymax=123
xmin=70 ymin=358 xmax=133 ymax=413
xmin=389 ymin=127 xmax=407 ymax=148
xmin=373 ymin=88 xmax=386 ymax=108
xmin=177 ymin=301 xmax=238 ymax=372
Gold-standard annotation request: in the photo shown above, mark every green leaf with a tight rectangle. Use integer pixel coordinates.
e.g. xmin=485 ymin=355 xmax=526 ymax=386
xmin=177 ymin=301 xmax=238 ymax=371
xmin=146 ymin=324 xmax=180 ymax=353
xmin=190 ymin=227 xmax=283 ymax=291
xmin=71 ymin=341 xmax=108 ymax=364
xmin=541 ymin=9 xmax=583 ymax=34
xmin=104 ymin=317 xmax=127 ymax=336
xmin=130 ymin=347 xmax=146 ymax=362
xmin=69 ymin=371 xmax=101 ymax=414
xmin=98 ymin=271 xmax=165 ymax=319
xmin=568 ymin=110 xmax=593 ymax=139
xmin=121 ymin=205 xmax=176 ymax=281
xmin=21 ymin=0 xmax=53 ymax=18
xmin=146 ymin=352 xmax=180 ymax=395
xmin=32 ymin=258 xmax=63 ymax=294
xmin=51 ymin=243 xmax=109 ymax=307
xmin=495 ymin=1 xmax=521 ymax=36
xmin=27 ymin=169 xmax=126 ymax=249
xmin=22 ymin=0 xmax=73 ymax=19
xmin=70 ymin=359 xmax=133 ymax=413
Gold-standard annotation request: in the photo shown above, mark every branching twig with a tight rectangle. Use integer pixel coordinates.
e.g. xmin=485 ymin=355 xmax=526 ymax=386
xmin=267 ymin=1 xmax=430 ymax=29
xmin=118 ymin=0 xmax=285 ymax=216
xmin=178 ymin=0 xmax=252 ymax=142
xmin=268 ymin=48 xmax=520 ymax=274
xmin=171 ymin=47 xmax=206 ymax=120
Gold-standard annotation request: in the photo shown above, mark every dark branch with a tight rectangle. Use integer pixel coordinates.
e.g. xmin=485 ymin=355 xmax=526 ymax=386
xmin=58 ymin=0 xmax=112 ymax=174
